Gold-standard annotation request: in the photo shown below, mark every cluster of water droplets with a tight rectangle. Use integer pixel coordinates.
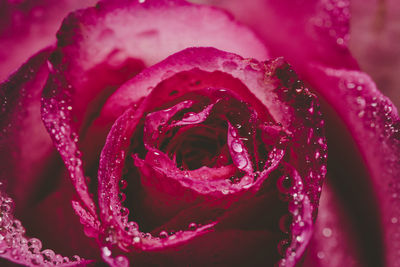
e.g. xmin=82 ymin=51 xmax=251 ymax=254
xmin=41 ymin=68 xmax=96 ymax=216
xmin=311 ymin=0 xmax=350 ymax=47
xmin=275 ymin=171 xmax=313 ymax=267
xmin=318 ymin=65 xmax=400 ymax=266
xmin=0 ymin=186 xmax=85 ymax=266
xmin=106 ymin=174 xmax=206 ymax=245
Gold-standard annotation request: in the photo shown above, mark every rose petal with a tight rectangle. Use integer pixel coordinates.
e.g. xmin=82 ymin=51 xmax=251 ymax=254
xmin=0 ymin=48 xmax=54 ymax=213
xmin=302 ymin=183 xmax=363 ymax=267
xmin=191 ymin=0 xmax=358 ymax=70
xmin=305 ymin=64 xmax=400 ymax=267
xmin=125 ymin=229 xmax=280 ymax=266
xmin=21 ymin=178 xmax=101 ymax=260
xmin=0 ymin=0 xmax=97 ymax=82
xmin=0 ymin=188 xmax=96 ymax=266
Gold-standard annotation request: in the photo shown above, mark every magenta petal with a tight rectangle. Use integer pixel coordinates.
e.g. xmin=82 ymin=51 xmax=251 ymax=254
xmin=306 ymin=64 xmax=400 ymax=267
xmin=302 ymin=183 xmax=363 ymax=267
xmin=0 ymin=0 xmax=97 ymax=82
xmin=196 ymin=0 xmax=357 ymax=70
xmin=143 ymin=100 xmax=193 ymax=147
xmin=0 ymin=48 xmax=53 ymax=213
xmin=0 ymin=188 xmax=96 ymax=266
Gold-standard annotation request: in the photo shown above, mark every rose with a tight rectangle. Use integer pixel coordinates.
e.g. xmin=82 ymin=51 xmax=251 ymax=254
xmin=0 ymin=0 xmax=323 ymax=264
xmin=0 ymin=0 xmax=398 ymax=267
xmin=3 ymin=0 xmax=326 ymax=265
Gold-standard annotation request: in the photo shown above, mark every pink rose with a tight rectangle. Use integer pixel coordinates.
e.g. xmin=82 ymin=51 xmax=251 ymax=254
xmin=0 ymin=0 xmax=398 ymax=267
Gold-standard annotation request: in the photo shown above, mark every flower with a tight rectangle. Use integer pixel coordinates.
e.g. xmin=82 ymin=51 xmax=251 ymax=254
xmin=0 ymin=1 xmax=399 ymax=267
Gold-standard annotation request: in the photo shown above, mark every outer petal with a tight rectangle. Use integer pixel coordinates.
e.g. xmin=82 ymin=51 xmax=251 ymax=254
xmin=0 ymin=187 xmax=95 ymax=266
xmin=305 ymin=64 xmax=400 ymax=267
xmin=302 ymin=183 xmax=363 ymax=267
xmin=190 ymin=0 xmax=358 ymax=70
xmin=0 ymin=49 xmax=99 ymax=265
xmin=0 ymin=49 xmax=53 ymax=214
xmin=0 ymin=0 xmax=97 ymax=82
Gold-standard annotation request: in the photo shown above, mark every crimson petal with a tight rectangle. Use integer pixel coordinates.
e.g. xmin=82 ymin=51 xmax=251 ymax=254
xmin=305 ymin=64 xmax=400 ymax=267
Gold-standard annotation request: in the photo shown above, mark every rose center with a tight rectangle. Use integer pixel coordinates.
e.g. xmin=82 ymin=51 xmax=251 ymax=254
xmin=163 ymin=124 xmax=229 ymax=170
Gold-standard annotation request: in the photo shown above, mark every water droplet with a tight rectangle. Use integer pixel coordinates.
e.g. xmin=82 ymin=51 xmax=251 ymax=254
xmin=41 ymin=249 xmax=55 ymax=262
xmin=384 ymin=105 xmax=392 ymax=114
xmin=236 ymin=154 xmax=248 ymax=169
xmin=188 ymin=223 xmax=197 ymax=231
xmin=322 ymin=227 xmax=332 ymax=238
xmin=28 ymin=238 xmax=42 ymax=253
xmin=118 ymin=193 xmax=126 ymax=202
xmin=232 ymin=141 xmax=243 ymax=153
xmin=0 ymin=203 xmax=11 ymax=212
xmin=119 ymin=179 xmax=128 ymax=190
xmin=47 ymin=61 xmax=54 ymax=72
xmin=347 ymin=82 xmax=355 ymax=89
xmin=102 ymin=247 xmax=111 ymax=257
xmin=120 ymin=207 xmax=129 ymax=217
xmin=356 ymin=96 xmax=366 ymax=108
xmin=115 ymin=255 xmax=129 ymax=267
xmin=159 ymin=231 xmax=168 ymax=239
xmin=71 ymin=255 xmax=81 ymax=262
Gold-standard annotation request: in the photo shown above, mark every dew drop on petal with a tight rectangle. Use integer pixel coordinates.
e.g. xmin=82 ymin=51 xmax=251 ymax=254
xmin=102 ymin=247 xmax=111 ymax=257
xmin=41 ymin=249 xmax=55 ymax=262
xmin=118 ymin=192 xmax=126 ymax=202
xmin=322 ymin=227 xmax=332 ymax=238
xmin=120 ymin=207 xmax=129 ymax=217
xmin=159 ymin=231 xmax=168 ymax=239
xmin=115 ymin=256 xmax=129 ymax=267
xmin=188 ymin=223 xmax=197 ymax=231
xmin=232 ymin=140 xmax=243 ymax=153
xmin=119 ymin=179 xmax=128 ymax=190
xmin=236 ymin=154 xmax=248 ymax=169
